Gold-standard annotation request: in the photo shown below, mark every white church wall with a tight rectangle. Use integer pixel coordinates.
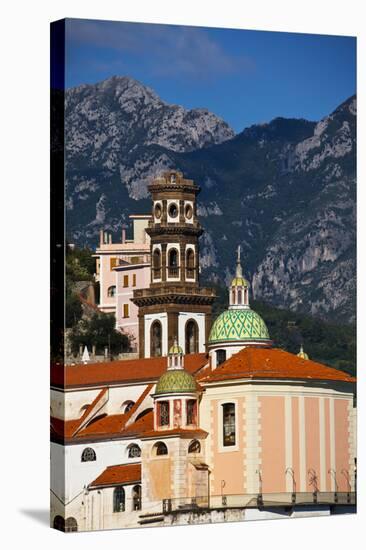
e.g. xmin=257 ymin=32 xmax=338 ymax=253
xmin=62 ymin=438 xmax=143 ymax=502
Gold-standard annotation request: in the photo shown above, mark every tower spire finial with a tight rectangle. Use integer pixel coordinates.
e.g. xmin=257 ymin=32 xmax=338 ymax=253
xmin=236 ymin=245 xmax=243 ymax=278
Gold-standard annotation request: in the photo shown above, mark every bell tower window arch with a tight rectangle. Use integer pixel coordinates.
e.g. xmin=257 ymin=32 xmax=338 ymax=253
xmin=168 ymin=247 xmax=179 ymax=278
xmin=185 ymin=319 xmax=199 ymax=354
xmin=151 ymin=320 xmax=162 ymax=357
xmin=152 ymin=248 xmax=161 ymax=280
xmin=186 ymin=248 xmax=195 ymax=279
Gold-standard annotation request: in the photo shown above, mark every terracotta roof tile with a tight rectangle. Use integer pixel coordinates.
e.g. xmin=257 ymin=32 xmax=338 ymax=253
xmin=51 ymin=353 xmax=208 ymax=389
xmin=140 ymin=427 xmax=208 ymax=439
xmin=199 ymin=347 xmax=356 ymax=384
xmin=90 ymin=463 xmax=141 ymax=488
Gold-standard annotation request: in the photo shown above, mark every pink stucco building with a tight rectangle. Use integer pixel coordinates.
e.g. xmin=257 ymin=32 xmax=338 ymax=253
xmin=94 ymin=215 xmax=151 ymax=348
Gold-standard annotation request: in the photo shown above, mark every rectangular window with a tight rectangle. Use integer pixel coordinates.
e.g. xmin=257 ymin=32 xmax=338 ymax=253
xmin=123 ymin=304 xmax=129 ymax=318
xmin=133 ymin=274 xmax=136 ymax=287
xmin=110 ymin=257 xmax=118 ymax=270
xmin=123 ymin=275 xmax=129 ymax=287
xmin=222 ymin=403 xmax=236 ymax=446
xmin=186 ymin=400 xmax=197 ymax=425
xmin=159 ymin=401 xmax=170 ymax=427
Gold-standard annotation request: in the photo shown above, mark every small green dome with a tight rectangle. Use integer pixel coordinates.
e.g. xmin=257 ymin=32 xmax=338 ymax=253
xmin=169 ymin=343 xmax=183 ymax=355
xmin=231 ymin=276 xmax=249 ymax=288
xmin=209 ymin=308 xmax=270 ymax=344
xmin=155 ymin=370 xmax=197 ymax=395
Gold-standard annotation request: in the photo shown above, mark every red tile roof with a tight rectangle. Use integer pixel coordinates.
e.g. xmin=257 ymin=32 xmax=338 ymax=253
xmin=51 ymin=353 xmax=208 ymax=389
xmin=199 ymin=347 xmax=356 ymax=384
xmin=90 ymin=463 xmax=141 ymax=488
xmin=51 ymin=409 xmax=155 ymax=442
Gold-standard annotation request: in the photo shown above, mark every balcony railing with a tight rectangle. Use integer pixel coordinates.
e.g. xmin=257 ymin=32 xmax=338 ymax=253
xmin=162 ymin=491 xmax=356 ymax=514
xmin=168 ymin=266 xmax=180 ymax=278
xmin=186 ymin=267 xmax=195 ymax=279
xmin=152 ymin=267 xmax=162 ymax=280
xmin=134 ymin=286 xmax=215 ymax=298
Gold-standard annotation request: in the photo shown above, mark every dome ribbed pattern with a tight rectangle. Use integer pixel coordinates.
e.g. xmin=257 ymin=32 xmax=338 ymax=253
xmin=155 ymin=370 xmax=197 ymax=395
xmin=209 ymin=308 xmax=270 ymax=344
xmin=168 ymin=344 xmax=183 ymax=355
xmin=231 ymin=276 xmax=249 ymax=288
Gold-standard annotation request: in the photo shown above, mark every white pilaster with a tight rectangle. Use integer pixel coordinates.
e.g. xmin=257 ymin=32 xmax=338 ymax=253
xmin=319 ymin=397 xmax=326 ymax=491
xmin=285 ymin=396 xmax=293 ymax=492
xmin=299 ymin=396 xmax=306 ymax=491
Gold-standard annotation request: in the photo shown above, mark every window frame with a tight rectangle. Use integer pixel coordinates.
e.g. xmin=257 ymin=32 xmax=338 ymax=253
xmin=123 ymin=275 xmax=129 ymax=288
xmin=107 ymin=285 xmax=116 ymax=297
xmin=113 ymin=486 xmax=125 ymax=513
xmin=218 ymin=399 xmax=239 ymax=452
xmin=123 ymin=303 xmax=129 ymax=318
xmin=81 ymin=447 xmax=96 ymax=462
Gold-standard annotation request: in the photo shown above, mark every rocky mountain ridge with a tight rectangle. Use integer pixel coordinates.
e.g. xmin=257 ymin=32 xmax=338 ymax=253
xmin=64 ymin=77 xmax=356 ymax=323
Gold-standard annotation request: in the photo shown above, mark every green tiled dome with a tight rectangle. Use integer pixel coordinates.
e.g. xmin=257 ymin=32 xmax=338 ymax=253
xmin=209 ymin=308 xmax=270 ymax=344
xmin=155 ymin=370 xmax=197 ymax=395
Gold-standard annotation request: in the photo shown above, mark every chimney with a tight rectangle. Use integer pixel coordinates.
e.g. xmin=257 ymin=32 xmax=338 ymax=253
xmin=104 ymin=232 xmax=108 ymax=244
xmin=109 ymin=233 xmax=112 ymax=244
xmin=99 ymin=229 xmax=104 ymax=246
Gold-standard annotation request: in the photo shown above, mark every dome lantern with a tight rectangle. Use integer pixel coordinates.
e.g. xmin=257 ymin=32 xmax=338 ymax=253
xmin=297 ymin=344 xmax=309 ymax=360
xmin=167 ymin=338 xmax=184 ymax=370
xmin=229 ymin=246 xmax=250 ymax=309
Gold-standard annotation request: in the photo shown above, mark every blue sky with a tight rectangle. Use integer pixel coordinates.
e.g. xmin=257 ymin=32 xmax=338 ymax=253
xmin=64 ymin=18 xmax=356 ymax=133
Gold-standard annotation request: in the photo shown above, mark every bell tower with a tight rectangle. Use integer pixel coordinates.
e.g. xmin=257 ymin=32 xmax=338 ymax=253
xmin=132 ymin=170 xmax=216 ymax=358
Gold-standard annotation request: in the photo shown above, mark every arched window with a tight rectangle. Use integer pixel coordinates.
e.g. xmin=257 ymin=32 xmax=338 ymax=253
xmin=186 ymin=248 xmax=195 ymax=278
xmin=150 ymin=320 xmax=162 ymax=357
xmin=65 ymin=517 xmax=78 ymax=532
xmin=152 ymin=442 xmax=168 ymax=456
xmin=168 ymin=248 xmax=179 ymax=277
xmin=158 ymin=401 xmax=170 ymax=427
xmin=132 ymin=484 xmax=142 ymax=511
xmin=81 ymin=447 xmax=96 ymax=462
xmin=113 ymin=486 xmax=125 ymax=512
xmin=231 ymin=290 xmax=235 ymax=304
xmin=53 ymin=515 xmax=65 ymax=532
xmin=122 ymin=400 xmax=135 ymax=413
xmin=127 ymin=444 xmax=141 ymax=458
xmin=222 ymin=403 xmax=236 ymax=447
xmin=185 ymin=319 xmax=198 ymax=354
xmin=153 ymin=249 xmax=161 ymax=280
xmin=216 ymin=349 xmax=227 ymax=366
xmin=186 ymin=399 xmax=197 ymax=425
xmin=107 ymin=285 xmax=116 ymax=297
xmin=188 ymin=440 xmax=201 ymax=454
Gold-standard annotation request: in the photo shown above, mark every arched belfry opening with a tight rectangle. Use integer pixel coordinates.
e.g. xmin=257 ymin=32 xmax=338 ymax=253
xmin=152 ymin=248 xmax=161 ymax=280
xmin=185 ymin=319 xmax=199 ymax=354
xmin=168 ymin=248 xmax=179 ymax=278
xmin=151 ymin=320 xmax=162 ymax=357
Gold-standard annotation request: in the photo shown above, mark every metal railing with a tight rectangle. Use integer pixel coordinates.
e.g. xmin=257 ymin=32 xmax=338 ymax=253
xmin=168 ymin=266 xmax=180 ymax=278
xmin=134 ymin=286 xmax=215 ymax=298
xmin=162 ymin=492 xmax=356 ymax=513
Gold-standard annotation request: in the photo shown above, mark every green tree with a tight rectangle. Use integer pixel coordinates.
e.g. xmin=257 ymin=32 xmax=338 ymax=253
xmin=69 ymin=312 xmax=130 ymax=356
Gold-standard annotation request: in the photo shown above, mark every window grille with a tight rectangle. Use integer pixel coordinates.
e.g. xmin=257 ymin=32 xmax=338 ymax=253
xmin=81 ymin=447 xmax=96 ymax=462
